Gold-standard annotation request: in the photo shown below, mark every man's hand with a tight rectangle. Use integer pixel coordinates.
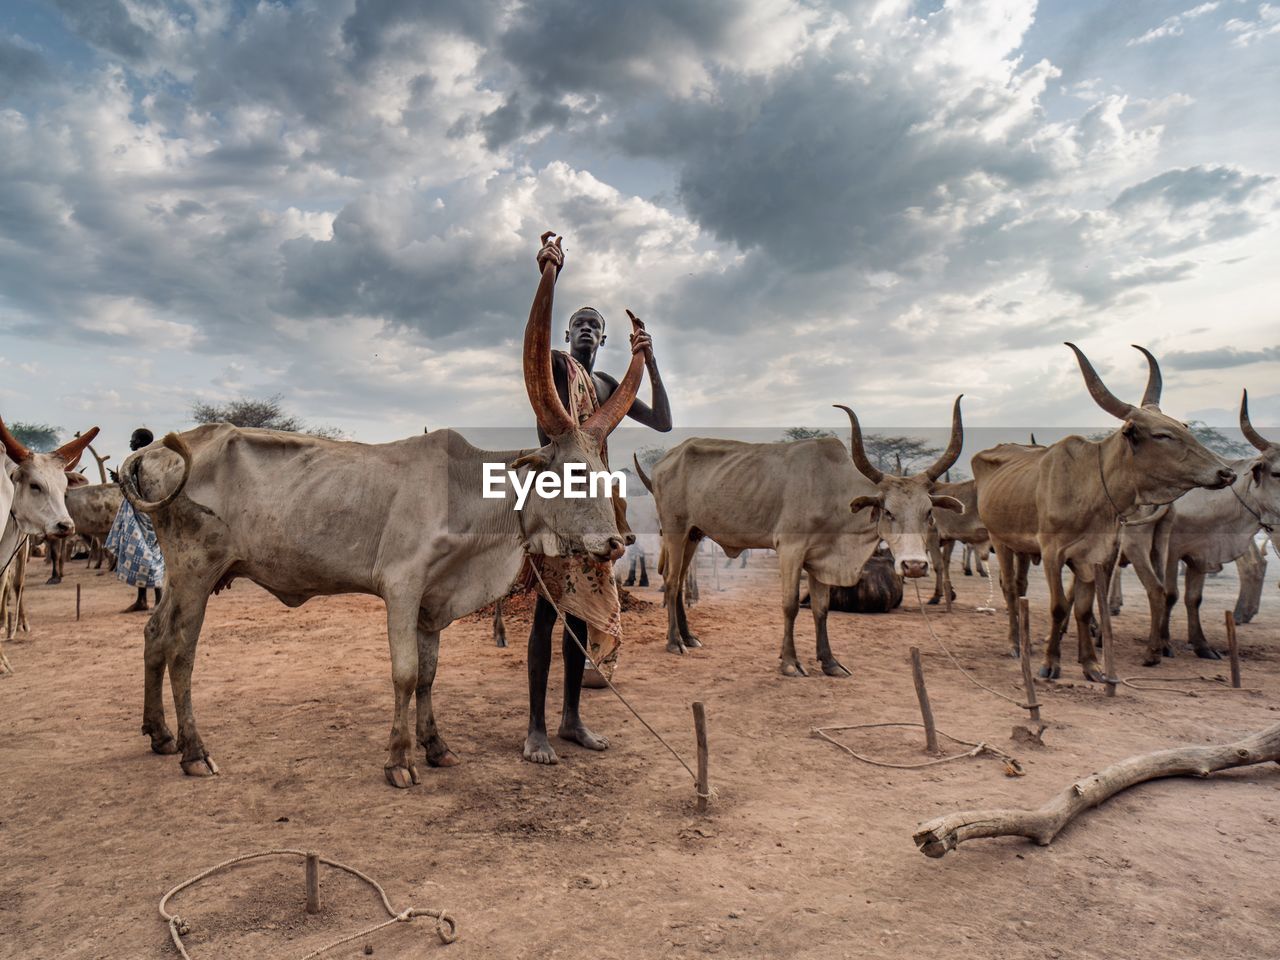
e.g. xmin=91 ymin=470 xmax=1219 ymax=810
xmin=537 ymin=231 xmax=564 ymax=274
xmin=626 ymin=309 xmax=654 ymax=360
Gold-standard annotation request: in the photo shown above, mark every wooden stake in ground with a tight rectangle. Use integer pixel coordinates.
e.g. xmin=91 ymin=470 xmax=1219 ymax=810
xmin=305 ymin=851 xmax=320 ymax=914
xmin=913 ymin=720 xmax=1280 ymax=858
xmin=692 ymin=702 xmax=710 ymax=813
xmin=1017 ymin=598 xmax=1040 ymax=723
xmin=1093 ymin=564 xmax=1117 ymax=697
xmin=1225 ymin=610 xmax=1241 ymax=689
xmin=76 ymin=583 xmax=81 ymax=622
xmin=909 ymin=646 xmax=939 ymax=755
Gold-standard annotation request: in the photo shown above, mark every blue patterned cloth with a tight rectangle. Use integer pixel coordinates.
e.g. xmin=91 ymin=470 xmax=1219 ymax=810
xmin=105 ymin=499 xmax=165 ymax=588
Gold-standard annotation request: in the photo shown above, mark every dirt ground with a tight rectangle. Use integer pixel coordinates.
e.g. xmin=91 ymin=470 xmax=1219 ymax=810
xmin=3 ymin=546 xmax=1279 ymax=960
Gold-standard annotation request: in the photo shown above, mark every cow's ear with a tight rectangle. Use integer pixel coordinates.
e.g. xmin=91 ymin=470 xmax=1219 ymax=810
xmin=850 ymin=495 xmax=884 ymax=520
xmin=1252 ymin=460 xmax=1266 ymax=486
xmin=1121 ymin=420 xmax=1139 ymax=450
xmin=930 ymin=494 xmax=964 ymax=513
xmin=66 ymin=471 xmax=89 ymax=488
xmin=510 ymin=449 xmax=550 ymax=472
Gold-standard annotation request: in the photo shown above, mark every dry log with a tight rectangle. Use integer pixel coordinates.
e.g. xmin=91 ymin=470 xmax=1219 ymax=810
xmin=913 ymin=721 xmax=1280 ymax=858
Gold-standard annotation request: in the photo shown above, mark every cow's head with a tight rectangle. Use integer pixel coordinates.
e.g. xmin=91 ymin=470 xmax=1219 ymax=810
xmin=839 ymin=397 xmax=965 ymax=579
xmin=515 ymin=233 xmax=642 ymax=563
xmin=1240 ymin=389 xmax=1280 ymax=525
xmin=1068 ymin=343 xmax=1235 ymax=503
xmin=0 ymin=418 xmax=99 ymax=538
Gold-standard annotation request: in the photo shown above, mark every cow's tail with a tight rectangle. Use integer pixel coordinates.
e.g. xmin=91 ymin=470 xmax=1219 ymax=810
xmin=632 ymin=453 xmax=654 ymax=493
xmin=120 ymin=433 xmax=192 ymax=513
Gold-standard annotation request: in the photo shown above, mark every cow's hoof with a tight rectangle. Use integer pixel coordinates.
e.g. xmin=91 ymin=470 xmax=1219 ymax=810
xmin=1082 ymin=663 xmax=1105 ymax=684
xmin=181 ymin=756 xmax=219 ymax=777
xmin=666 ymin=641 xmax=687 ymax=655
xmin=46 ymin=576 xmax=62 ymax=586
xmin=523 ymin=732 xmax=558 ymax=765
xmin=1038 ymin=664 xmax=1061 ymax=680
xmin=148 ymin=733 xmax=179 ymax=755
xmin=927 ymin=596 xmax=940 ymax=606
xmin=559 ymin=722 xmax=609 ymax=751
xmin=638 ymin=577 xmax=649 ymax=587
xmin=1195 ymin=646 xmax=1222 ymax=661
xmin=1141 ymin=653 xmax=1161 ymax=668
xmin=780 ymin=659 xmax=808 ymax=678
xmin=1009 ymin=646 xmax=1021 ymax=660
xmin=384 ymin=764 xmax=418 ymax=789
xmin=424 ymin=739 xmax=459 ymax=767
xmin=1109 ymin=607 xmax=1122 ymax=618
xmin=683 ymin=635 xmax=703 ymax=649
xmin=821 ymin=658 xmax=852 ymax=678
xmin=963 ymin=570 xmax=973 ymax=577
xmin=1162 ymin=644 xmax=1175 ymax=658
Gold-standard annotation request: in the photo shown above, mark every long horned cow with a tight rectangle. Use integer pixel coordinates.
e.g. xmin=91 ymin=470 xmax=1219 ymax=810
xmin=1117 ymin=389 xmax=1280 ymax=658
xmin=118 ymin=233 xmax=643 ymax=787
xmin=973 ymin=344 xmax=1235 ymax=680
xmin=635 ymin=398 xmax=964 ymax=677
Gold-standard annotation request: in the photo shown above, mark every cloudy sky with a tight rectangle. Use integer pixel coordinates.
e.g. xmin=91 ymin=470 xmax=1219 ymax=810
xmin=1 ymin=0 xmax=1277 ymax=460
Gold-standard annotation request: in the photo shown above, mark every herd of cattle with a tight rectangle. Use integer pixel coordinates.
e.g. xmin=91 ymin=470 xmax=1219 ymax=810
xmin=1 ymin=237 xmax=1276 ymax=788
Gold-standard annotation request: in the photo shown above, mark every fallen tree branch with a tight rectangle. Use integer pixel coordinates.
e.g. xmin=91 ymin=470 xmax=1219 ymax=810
xmin=913 ymin=721 xmax=1280 ymax=858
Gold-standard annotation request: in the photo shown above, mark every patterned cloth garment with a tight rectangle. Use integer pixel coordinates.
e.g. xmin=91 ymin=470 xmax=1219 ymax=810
xmin=518 ymin=350 xmax=625 ymax=685
xmin=105 ymin=498 xmax=166 ymax=589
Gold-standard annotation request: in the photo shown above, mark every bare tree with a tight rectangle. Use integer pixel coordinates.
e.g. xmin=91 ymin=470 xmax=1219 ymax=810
xmin=191 ymin=395 xmax=343 ymax=439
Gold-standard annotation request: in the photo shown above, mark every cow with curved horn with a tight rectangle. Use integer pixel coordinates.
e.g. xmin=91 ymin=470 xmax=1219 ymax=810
xmin=118 ymin=233 xmax=643 ymax=786
xmin=974 ymin=344 xmax=1235 ymax=680
xmin=1118 ymin=389 xmax=1280 ymax=659
xmin=636 ymin=397 xmax=964 ymax=677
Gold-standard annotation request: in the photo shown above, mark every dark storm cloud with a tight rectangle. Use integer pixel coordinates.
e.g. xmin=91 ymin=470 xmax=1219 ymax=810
xmin=1163 ymin=346 xmax=1280 ymax=370
xmin=49 ymin=0 xmax=153 ymax=62
xmin=0 ymin=36 xmax=53 ymax=98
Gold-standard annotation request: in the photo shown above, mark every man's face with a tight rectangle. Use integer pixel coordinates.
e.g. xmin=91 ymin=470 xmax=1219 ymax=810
xmin=130 ymin=432 xmax=150 ymax=452
xmin=566 ymin=312 xmax=605 ymax=353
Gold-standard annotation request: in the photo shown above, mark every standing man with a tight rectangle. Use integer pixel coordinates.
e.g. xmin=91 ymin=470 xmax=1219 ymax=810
xmin=524 ymin=237 xmax=673 ymax=765
xmin=106 ymin=428 xmax=165 ymax=612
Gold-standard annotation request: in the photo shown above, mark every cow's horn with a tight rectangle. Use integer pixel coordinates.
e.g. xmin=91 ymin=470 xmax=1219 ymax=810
xmin=583 ymin=312 xmax=646 ymax=446
xmin=1240 ymin=389 xmax=1271 ymax=452
xmin=51 ymin=426 xmax=100 ymax=470
xmin=523 ymin=233 xmax=576 ymax=437
xmin=1065 ymin=343 xmax=1135 ymax=421
xmin=0 ymin=413 xmax=32 ymax=463
xmin=834 ymin=404 xmax=884 ymax=483
xmin=923 ymin=395 xmax=964 ymax=482
xmin=1132 ymin=344 xmax=1163 ymax=408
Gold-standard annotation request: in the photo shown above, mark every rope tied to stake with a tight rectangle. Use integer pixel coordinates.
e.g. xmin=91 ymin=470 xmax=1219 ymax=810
xmin=159 ymin=848 xmax=456 ymax=959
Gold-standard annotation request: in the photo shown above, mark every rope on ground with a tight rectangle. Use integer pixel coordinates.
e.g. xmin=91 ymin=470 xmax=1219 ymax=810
xmin=1119 ymin=674 xmax=1255 ymax=697
xmin=911 ymin=580 xmax=1032 ymax=710
xmin=159 ymin=848 xmax=456 ymax=959
xmin=812 ymin=722 xmax=1022 ymax=774
xmin=521 ymin=548 xmax=711 ymax=798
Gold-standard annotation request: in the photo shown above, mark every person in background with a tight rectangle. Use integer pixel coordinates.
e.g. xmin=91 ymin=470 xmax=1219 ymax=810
xmin=106 ymin=428 xmax=165 ymax=612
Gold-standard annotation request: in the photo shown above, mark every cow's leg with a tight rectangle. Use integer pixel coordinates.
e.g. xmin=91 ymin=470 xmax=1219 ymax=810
xmin=662 ymin=533 xmax=690 ymax=654
xmin=493 ymin=597 xmax=507 ymax=648
xmin=676 ymin=539 xmax=702 ymax=647
xmin=156 ymin=586 xmax=219 ymax=776
xmin=1234 ymin=540 xmax=1265 ymax=625
xmin=778 ymin=552 xmax=807 ymax=677
xmin=382 ymin=599 xmax=420 ymax=788
xmin=557 ymin=613 xmax=609 ymax=752
xmin=1126 ymin=547 xmax=1167 ymax=667
xmin=1160 ymin=555 xmax=1178 ymax=650
xmin=414 ymin=616 xmax=457 ymax=768
xmin=1184 ymin=561 xmax=1221 ymax=659
xmin=1039 ymin=553 xmax=1070 ymax=679
xmin=46 ymin=540 xmax=62 ymax=585
xmin=994 ymin=544 xmax=1022 ymax=658
xmin=927 ymin=535 xmax=944 ymax=604
xmin=140 ymin=597 xmax=179 ymax=755
xmin=809 ymin=578 xmax=850 ymax=677
xmin=1109 ymin=566 xmax=1124 ymax=617
xmin=976 ymin=546 xmax=989 ymax=578
xmin=1072 ymin=573 xmax=1104 ymax=682
xmin=524 ymin=594 xmax=560 ymax=764
xmin=637 ymin=553 xmax=649 ymax=587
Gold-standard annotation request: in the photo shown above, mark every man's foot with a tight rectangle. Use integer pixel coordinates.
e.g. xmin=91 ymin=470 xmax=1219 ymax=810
xmin=523 ymin=730 xmax=558 ymax=764
xmin=123 ymin=600 xmax=149 ymax=613
xmin=558 ymin=720 xmax=609 ymax=751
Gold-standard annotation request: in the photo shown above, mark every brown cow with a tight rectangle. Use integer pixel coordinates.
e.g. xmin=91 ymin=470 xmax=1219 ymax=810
xmin=974 ymin=344 xmax=1234 ymax=680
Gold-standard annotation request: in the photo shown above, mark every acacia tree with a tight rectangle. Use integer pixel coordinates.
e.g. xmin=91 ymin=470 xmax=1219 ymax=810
xmin=191 ymin=395 xmax=343 ymax=439
xmin=781 ymin=427 xmax=834 ymax=442
xmin=9 ymin=422 xmax=61 ymax=452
